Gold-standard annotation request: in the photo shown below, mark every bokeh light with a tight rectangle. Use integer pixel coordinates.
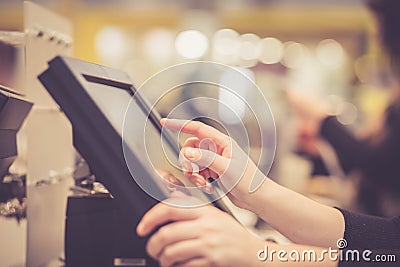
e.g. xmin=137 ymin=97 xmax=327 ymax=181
xmin=212 ymin=28 xmax=241 ymax=64
xmin=337 ymin=102 xmax=358 ymax=125
xmin=260 ymin=37 xmax=284 ymax=64
xmin=175 ymin=30 xmax=209 ymax=59
xmin=142 ymin=28 xmax=175 ymax=66
xmin=239 ymin=33 xmax=262 ymax=61
xmin=281 ymin=41 xmax=309 ymax=69
xmin=95 ymin=26 xmax=130 ymax=68
xmin=316 ymin=39 xmax=345 ymax=69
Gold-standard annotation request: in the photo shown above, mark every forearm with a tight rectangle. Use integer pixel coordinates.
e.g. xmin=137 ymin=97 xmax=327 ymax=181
xmin=247 ymin=178 xmax=345 ymax=248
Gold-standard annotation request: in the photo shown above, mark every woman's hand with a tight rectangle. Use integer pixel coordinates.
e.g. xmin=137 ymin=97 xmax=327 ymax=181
xmin=137 ymin=194 xmax=340 ymax=267
xmin=136 ymin=194 xmax=265 ymax=267
xmin=160 ymin=119 xmax=345 ymax=249
xmin=161 ymin=118 xmax=267 ymax=210
xmin=155 ymin=168 xmax=191 ymax=195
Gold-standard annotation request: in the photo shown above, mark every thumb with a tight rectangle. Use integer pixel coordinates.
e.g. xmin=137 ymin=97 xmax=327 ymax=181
xmin=183 ymin=147 xmax=229 ymax=176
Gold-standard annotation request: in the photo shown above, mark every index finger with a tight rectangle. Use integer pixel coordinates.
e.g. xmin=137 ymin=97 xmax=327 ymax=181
xmin=160 ymin=118 xmax=230 ymax=148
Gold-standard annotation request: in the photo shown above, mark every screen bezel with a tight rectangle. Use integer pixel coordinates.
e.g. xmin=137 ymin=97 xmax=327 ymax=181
xmin=82 ymin=73 xmax=180 ymax=156
xmin=38 ymin=56 xmax=232 ymax=216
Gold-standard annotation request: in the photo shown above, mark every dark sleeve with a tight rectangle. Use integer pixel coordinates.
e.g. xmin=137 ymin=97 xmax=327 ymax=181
xmin=320 ymin=111 xmax=400 ymax=188
xmin=337 ymin=208 xmax=400 ymax=266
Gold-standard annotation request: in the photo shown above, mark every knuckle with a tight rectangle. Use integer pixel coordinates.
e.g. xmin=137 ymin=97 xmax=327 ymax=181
xmin=187 ymin=136 xmax=199 ymax=143
xmin=204 ymin=235 xmax=220 ymax=249
xmin=156 ymin=227 xmax=170 ymax=244
xmin=160 ymin=247 xmax=174 ymax=265
xmin=163 ymin=205 xmax=175 ymax=219
xmin=200 ymin=223 xmax=217 ymax=236
xmin=191 ymin=121 xmax=203 ymax=133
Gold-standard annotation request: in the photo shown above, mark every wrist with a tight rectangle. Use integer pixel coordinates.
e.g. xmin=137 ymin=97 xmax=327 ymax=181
xmin=240 ymin=176 xmax=276 ymax=216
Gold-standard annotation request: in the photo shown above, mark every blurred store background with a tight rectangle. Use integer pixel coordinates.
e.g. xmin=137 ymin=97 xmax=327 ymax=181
xmin=0 ymin=0 xmax=397 ymax=266
xmin=1 ymin=0 xmax=390 ymax=196
xmin=1 ymin=0 xmax=390 ymax=122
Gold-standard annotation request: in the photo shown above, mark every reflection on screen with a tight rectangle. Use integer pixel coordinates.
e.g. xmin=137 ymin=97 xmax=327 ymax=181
xmin=84 ymin=80 xmax=210 ymax=203
xmin=85 ymin=82 xmax=131 ymax=137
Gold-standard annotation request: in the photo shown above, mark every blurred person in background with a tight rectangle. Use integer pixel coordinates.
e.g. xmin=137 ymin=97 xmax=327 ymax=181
xmin=290 ymin=0 xmax=400 ymax=217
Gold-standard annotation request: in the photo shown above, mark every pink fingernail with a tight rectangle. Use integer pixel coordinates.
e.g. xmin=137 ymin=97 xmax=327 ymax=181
xmin=185 ymin=148 xmax=200 ymax=160
xmin=204 ymin=182 xmax=214 ymax=194
xmin=192 ymin=174 xmax=206 ymax=187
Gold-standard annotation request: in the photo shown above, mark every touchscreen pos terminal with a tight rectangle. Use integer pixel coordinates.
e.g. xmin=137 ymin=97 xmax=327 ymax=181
xmin=39 ymin=56 xmax=233 ymax=266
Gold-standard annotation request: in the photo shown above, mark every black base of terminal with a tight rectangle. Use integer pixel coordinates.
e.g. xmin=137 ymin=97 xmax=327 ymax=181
xmin=65 ymin=195 xmax=159 ymax=267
